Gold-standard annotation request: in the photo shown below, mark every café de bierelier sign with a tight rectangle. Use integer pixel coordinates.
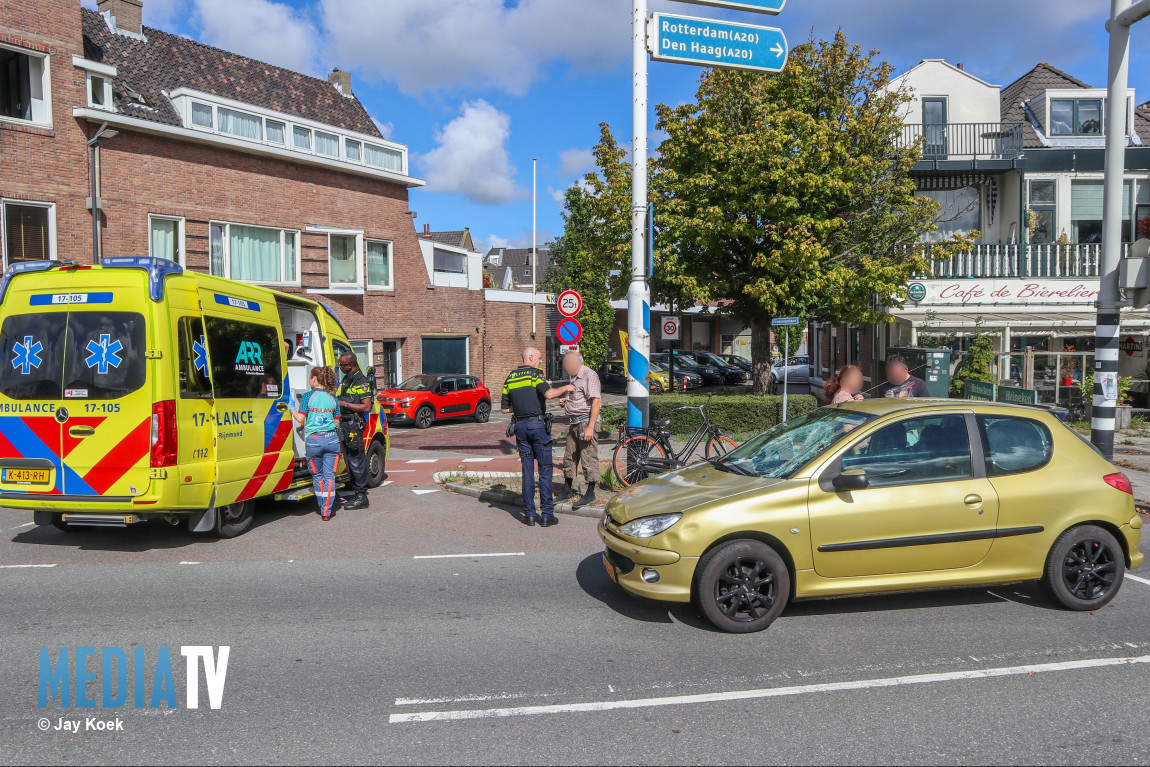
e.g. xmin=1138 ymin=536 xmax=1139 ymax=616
xmin=904 ymin=278 xmax=1101 ymax=306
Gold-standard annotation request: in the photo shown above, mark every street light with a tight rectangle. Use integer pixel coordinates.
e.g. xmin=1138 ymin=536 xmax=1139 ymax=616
xmin=87 ymin=122 xmax=119 ymax=263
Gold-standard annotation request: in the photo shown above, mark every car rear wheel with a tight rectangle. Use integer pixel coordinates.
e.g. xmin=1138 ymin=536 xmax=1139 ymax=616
xmin=649 ymin=380 xmax=663 ymax=395
xmin=695 ymin=540 xmax=790 ymax=633
xmin=415 ymin=405 xmax=435 ymax=429
xmin=367 ymin=439 xmax=387 ymax=488
xmin=474 ymin=400 xmax=491 ymax=423
xmin=1042 ymin=524 xmax=1124 ymax=610
xmin=216 ymin=500 xmax=254 ymax=539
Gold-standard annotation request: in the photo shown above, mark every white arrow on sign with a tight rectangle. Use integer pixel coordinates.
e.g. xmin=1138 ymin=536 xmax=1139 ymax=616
xmin=771 ymin=42 xmax=785 ymax=58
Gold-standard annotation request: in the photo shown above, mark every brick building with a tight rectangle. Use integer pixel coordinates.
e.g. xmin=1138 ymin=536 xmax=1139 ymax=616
xmin=0 ymin=0 xmax=500 ymax=387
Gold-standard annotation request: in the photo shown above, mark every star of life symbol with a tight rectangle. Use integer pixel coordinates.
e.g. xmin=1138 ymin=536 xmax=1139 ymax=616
xmin=193 ymin=335 xmax=208 ymax=374
xmin=11 ymin=335 xmax=43 ymax=375
xmin=85 ymin=334 xmax=123 ymax=375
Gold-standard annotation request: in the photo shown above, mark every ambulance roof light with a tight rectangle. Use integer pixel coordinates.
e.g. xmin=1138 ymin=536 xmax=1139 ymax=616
xmin=100 ymin=257 xmax=184 ymax=301
xmin=0 ymin=260 xmax=71 ymax=305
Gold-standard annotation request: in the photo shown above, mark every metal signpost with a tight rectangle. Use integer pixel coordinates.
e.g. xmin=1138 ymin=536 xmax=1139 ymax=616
xmin=772 ymin=317 xmax=801 ymax=421
xmin=626 ymin=0 xmax=789 ymax=431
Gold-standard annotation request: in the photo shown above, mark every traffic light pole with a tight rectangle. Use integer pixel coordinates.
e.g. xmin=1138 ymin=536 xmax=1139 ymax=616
xmin=1093 ymin=0 xmax=1150 ymax=458
xmin=627 ymin=0 xmax=651 ymax=430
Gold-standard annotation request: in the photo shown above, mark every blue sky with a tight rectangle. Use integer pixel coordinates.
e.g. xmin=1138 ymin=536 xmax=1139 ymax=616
xmin=96 ymin=0 xmax=1150 ymax=253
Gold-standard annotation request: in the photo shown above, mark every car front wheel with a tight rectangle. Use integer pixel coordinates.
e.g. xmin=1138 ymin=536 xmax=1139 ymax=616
xmin=695 ymin=540 xmax=790 ymax=633
xmin=415 ymin=405 xmax=435 ymax=429
xmin=1043 ymin=524 xmax=1125 ymax=610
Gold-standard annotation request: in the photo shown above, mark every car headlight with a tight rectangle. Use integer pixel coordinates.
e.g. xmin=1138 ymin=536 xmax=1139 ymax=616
xmin=618 ymin=513 xmax=682 ymax=538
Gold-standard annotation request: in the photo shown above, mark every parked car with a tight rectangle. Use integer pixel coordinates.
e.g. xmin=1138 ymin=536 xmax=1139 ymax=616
xmin=599 ymin=398 xmax=1142 ymax=633
xmin=711 ymin=353 xmax=752 ymax=374
xmin=770 ymin=355 xmax=810 ymax=390
xmin=691 ymin=351 xmax=751 ymax=385
xmin=653 ymin=361 xmax=703 ymax=391
xmin=601 ymin=360 xmax=671 ymax=394
xmin=378 ymin=374 xmax=492 ymax=428
xmin=653 ymin=353 xmax=724 ymax=387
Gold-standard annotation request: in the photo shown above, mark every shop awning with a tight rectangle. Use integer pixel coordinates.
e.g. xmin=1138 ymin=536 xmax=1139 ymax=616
xmin=893 ymin=308 xmax=1150 ymax=334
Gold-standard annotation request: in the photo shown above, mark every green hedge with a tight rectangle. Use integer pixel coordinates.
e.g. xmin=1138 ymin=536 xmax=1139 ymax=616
xmin=600 ymin=393 xmax=818 ymax=436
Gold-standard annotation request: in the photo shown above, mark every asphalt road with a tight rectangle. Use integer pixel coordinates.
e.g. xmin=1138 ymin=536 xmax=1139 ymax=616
xmin=1 ymin=486 xmax=1149 ymax=765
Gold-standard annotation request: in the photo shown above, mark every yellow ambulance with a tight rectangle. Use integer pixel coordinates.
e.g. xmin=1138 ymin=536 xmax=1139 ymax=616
xmin=0 ymin=257 xmax=388 ymax=537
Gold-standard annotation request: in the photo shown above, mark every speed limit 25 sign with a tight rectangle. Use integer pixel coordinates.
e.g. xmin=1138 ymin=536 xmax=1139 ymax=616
xmin=557 ymin=289 xmax=583 ymax=318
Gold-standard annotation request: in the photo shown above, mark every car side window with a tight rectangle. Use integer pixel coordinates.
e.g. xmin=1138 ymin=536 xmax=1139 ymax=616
xmin=841 ymin=414 xmax=972 ymax=488
xmin=438 ymin=377 xmax=457 ymax=393
xmin=978 ymin=415 xmax=1053 ymax=476
xmin=458 ymin=377 xmax=476 ymax=391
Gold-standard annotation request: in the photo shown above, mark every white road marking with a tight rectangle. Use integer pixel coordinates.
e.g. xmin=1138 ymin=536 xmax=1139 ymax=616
xmin=411 ymin=488 xmax=441 ymax=495
xmin=179 ymin=561 xmax=201 ymax=566
xmin=413 ymin=552 xmax=525 ymax=560
xmin=1126 ymin=573 xmax=1150 ymax=586
xmin=385 ymin=470 xmax=416 ymax=473
xmin=2 ymin=522 xmax=35 ymax=531
xmin=389 ymin=653 xmax=1150 ymax=724
xmin=381 ymin=481 xmax=394 ymax=487
xmin=0 ymin=563 xmax=56 ymax=569
xmin=396 ymin=691 xmax=538 ymax=706
xmin=463 ymin=458 xmax=495 ymax=463
xmin=406 ymin=459 xmax=439 ymax=464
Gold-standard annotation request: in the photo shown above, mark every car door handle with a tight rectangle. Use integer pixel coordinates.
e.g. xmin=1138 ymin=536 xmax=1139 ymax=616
xmin=276 ymin=403 xmax=289 ymax=412
xmin=964 ymin=494 xmax=982 ymax=507
xmin=68 ymin=426 xmax=96 ymax=437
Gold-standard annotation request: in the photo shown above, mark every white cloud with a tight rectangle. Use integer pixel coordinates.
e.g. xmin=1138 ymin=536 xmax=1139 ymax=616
xmin=548 ymin=186 xmax=566 ymax=206
xmin=487 ymin=235 xmax=511 ymax=250
xmin=318 ymin=0 xmax=629 ymax=96
xmin=192 ymin=0 xmax=318 ymax=74
xmin=372 ymin=118 xmax=395 ymax=140
xmin=558 ymin=147 xmax=595 ymax=178
xmin=418 ymin=100 xmax=523 ymax=206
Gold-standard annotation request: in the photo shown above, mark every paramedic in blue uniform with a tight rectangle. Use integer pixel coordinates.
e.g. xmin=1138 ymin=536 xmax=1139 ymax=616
xmin=501 ymin=346 xmax=571 ymax=527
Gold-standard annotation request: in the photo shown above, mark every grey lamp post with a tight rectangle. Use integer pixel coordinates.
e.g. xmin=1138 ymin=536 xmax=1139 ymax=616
xmin=87 ymin=122 xmax=119 ymax=263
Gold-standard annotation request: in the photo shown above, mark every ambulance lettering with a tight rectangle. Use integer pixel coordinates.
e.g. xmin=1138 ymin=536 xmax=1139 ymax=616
xmin=218 ymin=411 xmax=254 ymax=426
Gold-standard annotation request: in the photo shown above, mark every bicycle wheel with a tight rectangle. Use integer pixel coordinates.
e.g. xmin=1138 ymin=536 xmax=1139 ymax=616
xmin=705 ymin=434 xmax=739 ymax=460
xmin=612 ymin=434 xmax=667 ymax=488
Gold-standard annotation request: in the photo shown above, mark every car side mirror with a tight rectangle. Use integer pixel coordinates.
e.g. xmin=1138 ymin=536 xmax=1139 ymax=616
xmin=832 ymin=469 xmax=869 ymax=492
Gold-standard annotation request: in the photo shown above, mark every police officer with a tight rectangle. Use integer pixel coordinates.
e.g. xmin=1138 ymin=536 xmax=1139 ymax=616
xmin=336 ymin=352 xmax=372 ymax=510
xmin=501 ymin=347 xmax=571 ymax=527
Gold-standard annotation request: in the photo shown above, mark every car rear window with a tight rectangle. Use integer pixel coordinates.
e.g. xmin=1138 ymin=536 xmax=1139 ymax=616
xmin=0 ymin=311 xmax=146 ymax=401
xmin=978 ymin=415 xmax=1054 ymax=475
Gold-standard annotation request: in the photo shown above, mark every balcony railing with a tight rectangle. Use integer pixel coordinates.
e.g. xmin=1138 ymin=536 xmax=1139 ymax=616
xmin=900 ymin=122 xmax=1026 ymax=161
xmin=914 ymin=243 xmax=1130 ymax=279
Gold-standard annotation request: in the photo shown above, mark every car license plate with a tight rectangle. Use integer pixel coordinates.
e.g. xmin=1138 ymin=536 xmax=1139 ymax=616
xmin=2 ymin=468 xmax=49 ymax=485
xmin=382 ymin=406 xmax=393 ymax=414
xmin=602 ymin=552 xmax=618 ymax=583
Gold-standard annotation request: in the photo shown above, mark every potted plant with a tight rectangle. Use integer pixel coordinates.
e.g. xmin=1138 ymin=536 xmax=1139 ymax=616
xmin=1060 ymin=358 xmax=1077 ymax=387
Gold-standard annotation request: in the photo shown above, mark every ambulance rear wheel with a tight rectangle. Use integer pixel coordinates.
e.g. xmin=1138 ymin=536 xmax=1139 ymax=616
xmin=216 ymin=500 xmax=254 ymax=538
xmin=367 ymin=440 xmax=387 ymax=488
xmin=51 ymin=514 xmax=77 ymax=532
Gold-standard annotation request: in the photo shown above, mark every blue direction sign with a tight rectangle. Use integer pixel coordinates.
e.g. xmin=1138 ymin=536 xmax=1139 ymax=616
xmin=671 ymin=0 xmax=786 ymax=15
xmin=650 ymin=13 xmax=788 ymax=74
xmin=771 ymin=316 xmax=802 ymax=327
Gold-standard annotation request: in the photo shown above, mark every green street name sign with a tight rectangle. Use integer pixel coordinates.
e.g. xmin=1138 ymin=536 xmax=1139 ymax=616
xmin=649 ymin=13 xmax=788 ymax=74
xmin=670 ymin=0 xmax=787 ymax=14
xmin=965 ymin=380 xmax=995 ymax=401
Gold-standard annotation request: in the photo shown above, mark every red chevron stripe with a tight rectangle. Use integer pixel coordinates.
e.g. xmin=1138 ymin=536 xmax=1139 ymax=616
xmin=63 ymin=417 xmax=106 ymax=458
xmin=236 ymin=425 xmax=293 ymax=503
xmin=81 ymin=418 xmax=150 ymax=495
xmin=272 ymin=467 xmax=293 ymax=493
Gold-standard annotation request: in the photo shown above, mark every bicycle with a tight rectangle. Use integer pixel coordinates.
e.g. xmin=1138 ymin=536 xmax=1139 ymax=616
xmin=611 ymin=394 xmax=739 ymax=488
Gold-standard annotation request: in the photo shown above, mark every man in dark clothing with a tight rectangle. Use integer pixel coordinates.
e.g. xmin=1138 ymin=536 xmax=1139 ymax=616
xmin=337 ymin=353 xmax=373 ymax=510
xmin=501 ymin=347 xmax=572 ymax=527
xmin=875 ymin=354 xmax=931 ymax=398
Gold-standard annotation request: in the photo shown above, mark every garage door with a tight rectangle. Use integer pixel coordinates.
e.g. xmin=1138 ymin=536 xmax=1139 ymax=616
xmin=422 ymin=337 xmax=468 ymax=375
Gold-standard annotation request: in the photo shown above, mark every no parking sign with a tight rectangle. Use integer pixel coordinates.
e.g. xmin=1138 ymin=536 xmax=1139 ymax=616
xmin=556 ymin=318 xmax=583 ymax=345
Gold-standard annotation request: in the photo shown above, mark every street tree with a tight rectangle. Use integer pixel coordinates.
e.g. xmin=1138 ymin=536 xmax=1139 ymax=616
xmin=653 ymin=32 xmax=975 ymax=393
xmin=541 ymin=184 xmax=615 ymax=370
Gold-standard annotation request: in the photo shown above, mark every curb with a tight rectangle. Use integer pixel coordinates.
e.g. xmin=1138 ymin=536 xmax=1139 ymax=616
xmin=443 ymin=482 xmax=605 ymax=519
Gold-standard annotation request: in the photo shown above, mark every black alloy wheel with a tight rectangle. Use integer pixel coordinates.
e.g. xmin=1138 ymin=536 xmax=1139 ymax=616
xmin=695 ymin=540 xmax=790 ymax=633
xmin=415 ymin=405 xmax=435 ymax=429
xmin=367 ymin=439 xmax=387 ymax=487
xmin=1043 ymin=525 xmax=1125 ymax=610
xmin=474 ymin=400 xmax=492 ymax=423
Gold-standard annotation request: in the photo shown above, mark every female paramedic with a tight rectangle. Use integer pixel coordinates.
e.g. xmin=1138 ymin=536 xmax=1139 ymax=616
xmin=294 ymin=366 xmax=341 ymax=521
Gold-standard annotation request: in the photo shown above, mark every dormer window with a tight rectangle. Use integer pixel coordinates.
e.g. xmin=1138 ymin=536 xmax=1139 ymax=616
xmin=1050 ymin=98 xmax=1102 ymax=136
xmin=191 ymin=101 xmax=213 ymax=128
xmin=88 ymin=74 xmax=113 ymax=110
xmin=293 ymin=126 xmax=311 ymax=150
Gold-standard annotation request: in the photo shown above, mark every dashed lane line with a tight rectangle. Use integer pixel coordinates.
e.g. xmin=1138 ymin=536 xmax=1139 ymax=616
xmin=1126 ymin=573 xmax=1150 ymax=586
xmin=413 ymin=552 xmax=525 ymax=560
xmin=406 ymin=459 xmax=440 ymax=464
xmin=0 ymin=564 xmax=56 ymax=569
xmin=389 ymin=653 xmax=1150 ymax=724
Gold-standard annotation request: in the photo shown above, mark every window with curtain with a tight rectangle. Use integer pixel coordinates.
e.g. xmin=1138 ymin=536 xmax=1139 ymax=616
xmin=364 ymin=143 xmax=403 ymax=171
xmin=1028 ymin=180 xmax=1057 ymax=244
xmin=149 ymin=217 xmax=181 ymax=263
xmin=919 ymin=186 xmax=980 ymax=241
xmin=433 ymin=248 xmax=466 ymax=274
xmin=209 ymin=223 xmax=299 ymax=284
xmin=210 ymin=224 xmax=225 ymax=277
xmin=346 ymin=140 xmax=361 ymax=162
xmin=293 ymin=126 xmax=311 ymax=150
xmin=218 ymin=107 xmax=263 ymax=140
xmin=329 ymin=234 xmax=358 ymax=285
xmin=3 ymin=202 xmax=51 ymax=264
xmin=315 ymin=131 xmax=340 ymax=157
xmin=1071 ymin=179 xmax=1133 ymax=243
xmin=192 ymin=102 xmax=213 ymax=128
xmin=266 ymin=120 xmax=285 ymax=144
xmin=367 ymin=240 xmax=391 ymax=288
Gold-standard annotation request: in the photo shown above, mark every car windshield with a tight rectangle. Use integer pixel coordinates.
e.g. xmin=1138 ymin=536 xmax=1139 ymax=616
xmin=719 ymin=408 xmax=875 ymax=479
xmin=396 ymin=375 xmax=439 ymax=391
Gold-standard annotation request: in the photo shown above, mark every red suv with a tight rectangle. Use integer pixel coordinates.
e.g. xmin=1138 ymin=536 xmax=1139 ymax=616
xmin=378 ymin=374 xmax=493 ymax=429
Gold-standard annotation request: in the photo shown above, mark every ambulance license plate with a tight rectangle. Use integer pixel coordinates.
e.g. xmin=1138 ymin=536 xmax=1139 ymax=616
xmin=2 ymin=468 xmax=49 ymax=485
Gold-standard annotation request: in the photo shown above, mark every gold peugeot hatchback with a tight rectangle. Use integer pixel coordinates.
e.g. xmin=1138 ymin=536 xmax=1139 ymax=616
xmin=599 ymin=399 xmax=1144 ymax=633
